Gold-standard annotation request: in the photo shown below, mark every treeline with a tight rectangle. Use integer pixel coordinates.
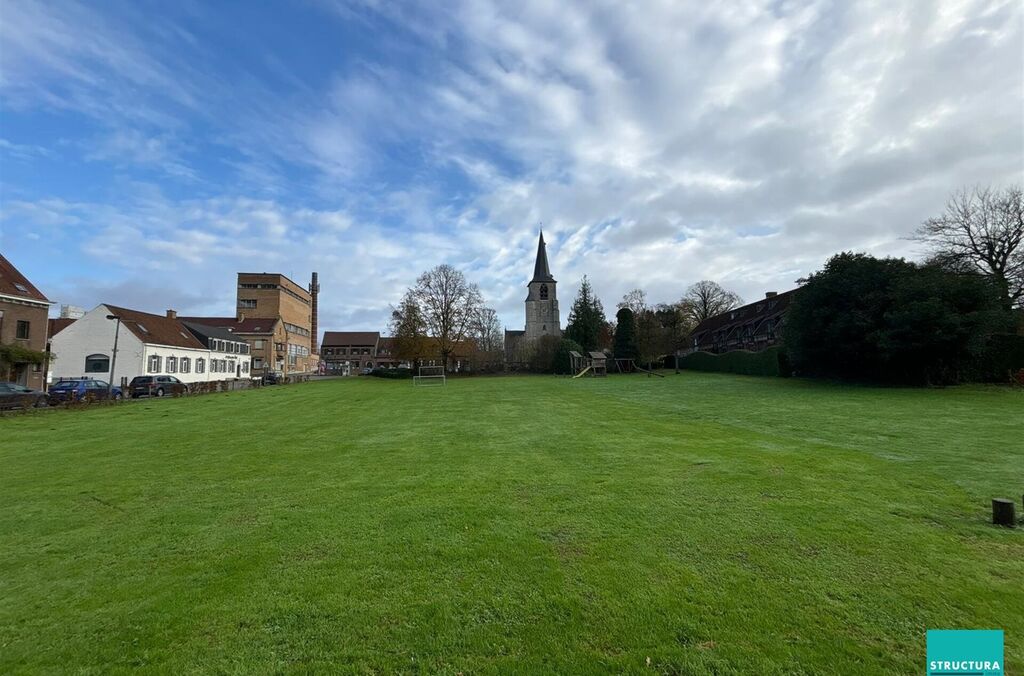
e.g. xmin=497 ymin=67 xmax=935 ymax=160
xmin=540 ymin=184 xmax=1024 ymax=385
xmin=521 ymin=277 xmax=747 ymax=373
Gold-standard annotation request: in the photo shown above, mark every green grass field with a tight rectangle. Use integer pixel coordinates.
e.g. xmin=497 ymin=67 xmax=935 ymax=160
xmin=2 ymin=374 xmax=1022 ymax=674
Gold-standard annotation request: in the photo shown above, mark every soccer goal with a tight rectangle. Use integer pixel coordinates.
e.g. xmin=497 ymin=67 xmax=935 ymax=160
xmin=413 ymin=365 xmax=446 ymax=387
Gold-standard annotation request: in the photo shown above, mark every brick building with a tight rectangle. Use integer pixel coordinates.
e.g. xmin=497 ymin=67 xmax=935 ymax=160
xmin=0 ymin=253 xmax=51 ymax=389
xmin=182 ymin=271 xmax=319 ymax=377
xmin=320 ymin=331 xmax=478 ymax=374
xmin=687 ymin=290 xmax=795 ymax=354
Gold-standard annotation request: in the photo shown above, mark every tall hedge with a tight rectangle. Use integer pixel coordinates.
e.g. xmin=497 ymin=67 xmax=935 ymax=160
xmin=679 ymin=347 xmax=788 ymax=377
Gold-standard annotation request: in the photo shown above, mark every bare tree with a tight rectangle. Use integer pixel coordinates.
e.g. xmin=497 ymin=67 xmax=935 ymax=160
xmin=654 ymin=303 xmax=695 ymax=370
xmin=617 ymin=288 xmax=648 ymax=316
xmin=915 ymin=185 xmax=1023 ymax=309
xmin=470 ymin=307 xmax=504 ymax=371
xmin=389 ymin=289 xmax=427 ymax=370
xmin=681 ymin=280 xmax=743 ymax=324
xmin=412 ymin=264 xmax=483 ymax=371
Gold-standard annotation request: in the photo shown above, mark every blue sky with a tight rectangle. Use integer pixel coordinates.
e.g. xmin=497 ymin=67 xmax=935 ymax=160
xmin=1 ymin=0 xmax=1022 ymax=332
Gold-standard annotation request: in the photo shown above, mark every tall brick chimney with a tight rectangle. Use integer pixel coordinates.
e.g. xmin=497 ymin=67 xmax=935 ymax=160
xmin=309 ymin=271 xmax=320 ymax=354
xmin=166 ymin=309 xmax=177 ymax=319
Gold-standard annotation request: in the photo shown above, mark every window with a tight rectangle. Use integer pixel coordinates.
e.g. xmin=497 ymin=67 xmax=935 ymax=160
xmin=148 ymin=355 xmax=162 ymax=373
xmin=16 ymin=320 xmax=30 ymax=339
xmin=14 ymin=282 xmax=28 ymax=292
xmin=210 ymin=359 xmax=219 ymax=373
xmin=240 ymin=343 xmax=249 ymax=354
xmin=253 ymin=339 xmax=264 ymax=349
xmin=166 ymin=356 xmax=177 ymax=373
xmin=196 ymin=358 xmax=205 ymax=373
xmin=239 ymin=299 xmax=257 ymax=309
xmin=539 ymin=284 xmax=548 ymax=300
xmin=84 ymin=354 xmax=109 ymax=373
xmin=180 ymin=357 xmax=191 ymax=373
xmin=136 ymin=323 xmax=149 ymax=334
xmin=220 ymin=359 xmax=228 ymax=372
xmin=253 ymin=358 xmax=264 ymax=369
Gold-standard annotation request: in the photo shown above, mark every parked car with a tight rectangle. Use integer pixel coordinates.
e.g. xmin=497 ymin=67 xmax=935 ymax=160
xmin=47 ymin=379 xmax=123 ymax=403
xmin=360 ymin=367 xmax=373 ymax=375
xmin=128 ymin=375 xmax=189 ymax=398
xmin=0 ymin=382 xmax=49 ymax=410
xmin=262 ymin=371 xmax=283 ymax=385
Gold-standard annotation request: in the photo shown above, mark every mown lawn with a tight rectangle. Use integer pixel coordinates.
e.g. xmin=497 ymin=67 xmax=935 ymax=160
xmin=1 ymin=373 xmax=1022 ymax=674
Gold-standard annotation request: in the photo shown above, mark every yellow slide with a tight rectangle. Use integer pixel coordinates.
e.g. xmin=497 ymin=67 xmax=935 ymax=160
xmin=573 ymin=366 xmax=592 ymax=379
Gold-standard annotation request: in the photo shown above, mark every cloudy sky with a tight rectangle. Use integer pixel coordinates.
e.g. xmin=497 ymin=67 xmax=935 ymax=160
xmin=1 ymin=0 xmax=1021 ymax=332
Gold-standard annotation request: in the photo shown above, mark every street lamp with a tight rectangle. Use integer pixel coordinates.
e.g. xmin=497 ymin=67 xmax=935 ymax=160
xmin=106 ymin=314 xmax=121 ymax=398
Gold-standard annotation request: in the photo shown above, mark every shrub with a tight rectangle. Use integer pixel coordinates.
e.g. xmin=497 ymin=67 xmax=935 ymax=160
xmin=553 ymin=338 xmax=584 ymax=375
xmin=679 ymin=347 xmax=788 ymax=377
xmin=371 ymin=367 xmax=413 ymax=379
xmin=527 ymin=335 xmax=561 ymax=373
xmin=973 ymin=333 xmax=1024 ymax=382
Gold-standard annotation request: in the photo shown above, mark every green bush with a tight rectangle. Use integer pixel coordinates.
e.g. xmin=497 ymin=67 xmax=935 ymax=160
xmin=371 ymin=368 xmax=413 ymax=379
xmin=553 ymin=338 xmax=584 ymax=375
xmin=973 ymin=334 xmax=1024 ymax=382
xmin=679 ymin=347 xmax=788 ymax=377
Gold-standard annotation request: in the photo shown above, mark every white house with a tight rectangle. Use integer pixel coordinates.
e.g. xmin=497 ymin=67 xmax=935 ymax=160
xmin=49 ymin=304 xmax=251 ymax=386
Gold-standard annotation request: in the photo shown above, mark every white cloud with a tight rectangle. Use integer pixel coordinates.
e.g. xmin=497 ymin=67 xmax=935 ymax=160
xmin=1 ymin=0 xmax=1021 ymax=334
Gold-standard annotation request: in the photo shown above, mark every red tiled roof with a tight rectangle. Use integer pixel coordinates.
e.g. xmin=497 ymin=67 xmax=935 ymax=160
xmin=48 ymin=317 xmax=76 ymax=338
xmin=322 ymin=331 xmax=380 ymax=346
xmin=0 ymin=253 xmax=49 ymax=303
xmin=178 ymin=316 xmax=279 ymax=334
xmin=105 ymin=305 xmax=206 ymax=349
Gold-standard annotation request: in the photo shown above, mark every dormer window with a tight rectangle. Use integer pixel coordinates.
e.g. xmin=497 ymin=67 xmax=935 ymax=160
xmin=539 ymin=284 xmax=549 ymax=300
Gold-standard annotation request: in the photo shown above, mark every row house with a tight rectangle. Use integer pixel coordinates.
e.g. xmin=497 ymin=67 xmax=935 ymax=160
xmin=320 ymin=332 xmax=389 ymax=375
xmin=49 ymin=305 xmax=251 ymax=386
xmin=320 ymin=331 xmax=480 ymax=374
xmin=0 ymin=253 xmax=51 ymax=389
xmin=687 ymin=290 xmax=796 ymax=355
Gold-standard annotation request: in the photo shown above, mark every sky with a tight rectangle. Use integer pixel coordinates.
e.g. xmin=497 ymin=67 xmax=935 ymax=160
xmin=1 ymin=0 xmax=1022 ymax=334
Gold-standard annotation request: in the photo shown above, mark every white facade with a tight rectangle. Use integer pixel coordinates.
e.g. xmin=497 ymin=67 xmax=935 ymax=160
xmin=50 ymin=305 xmax=251 ymax=385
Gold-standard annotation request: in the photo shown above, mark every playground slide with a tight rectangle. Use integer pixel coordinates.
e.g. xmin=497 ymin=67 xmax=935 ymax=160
xmin=572 ymin=366 xmax=593 ymax=379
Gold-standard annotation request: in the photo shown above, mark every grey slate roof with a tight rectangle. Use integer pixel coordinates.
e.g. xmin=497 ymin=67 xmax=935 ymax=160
xmin=531 ymin=231 xmax=555 ymax=283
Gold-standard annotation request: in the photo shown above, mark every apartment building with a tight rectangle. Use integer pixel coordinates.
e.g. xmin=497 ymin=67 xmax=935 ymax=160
xmin=183 ymin=271 xmax=319 ymax=376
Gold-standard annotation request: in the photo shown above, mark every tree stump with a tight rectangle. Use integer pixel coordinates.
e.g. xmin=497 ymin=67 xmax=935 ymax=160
xmin=992 ymin=498 xmax=1016 ymax=527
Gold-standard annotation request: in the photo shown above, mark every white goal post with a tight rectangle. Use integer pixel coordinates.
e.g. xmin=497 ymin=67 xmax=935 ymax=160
xmin=413 ymin=365 xmax=446 ymax=387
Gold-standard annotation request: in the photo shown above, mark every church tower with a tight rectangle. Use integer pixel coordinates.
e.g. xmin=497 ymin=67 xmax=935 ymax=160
xmin=524 ymin=231 xmax=561 ymax=340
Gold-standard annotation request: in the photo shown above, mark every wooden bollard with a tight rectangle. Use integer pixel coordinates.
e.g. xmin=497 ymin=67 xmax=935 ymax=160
xmin=992 ymin=498 xmax=1016 ymax=527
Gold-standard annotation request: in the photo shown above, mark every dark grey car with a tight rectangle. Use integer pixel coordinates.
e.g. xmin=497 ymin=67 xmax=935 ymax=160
xmin=0 ymin=382 xmax=49 ymax=410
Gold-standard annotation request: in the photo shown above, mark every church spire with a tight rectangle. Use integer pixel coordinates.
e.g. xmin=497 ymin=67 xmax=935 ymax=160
xmin=531 ymin=230 xmax=555 ymax=283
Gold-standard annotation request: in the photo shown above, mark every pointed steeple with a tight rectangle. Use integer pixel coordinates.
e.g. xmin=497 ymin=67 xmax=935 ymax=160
xmin=531 ymin=230 xmax=555 ymax=283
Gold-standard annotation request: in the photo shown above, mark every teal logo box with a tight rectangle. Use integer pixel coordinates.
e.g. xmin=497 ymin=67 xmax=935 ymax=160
xmin=927 ymin=630 xmax=1003 ymax=675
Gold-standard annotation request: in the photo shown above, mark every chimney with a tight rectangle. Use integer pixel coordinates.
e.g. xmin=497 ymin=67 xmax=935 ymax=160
xmin=166 ymin=309 xmax=177 ymax=319
xmin=765 ymin=292 xmax=777 ymax=299
xmin=237 ymin=313 xmax=245 ymax=323
xmin=309 ymin=271 xmax=320 ymax=354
